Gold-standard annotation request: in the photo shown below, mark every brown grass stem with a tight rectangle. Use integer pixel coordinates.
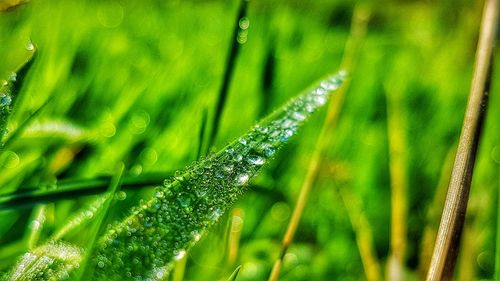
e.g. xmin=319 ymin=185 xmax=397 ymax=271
xmin=418 ymin=147 xmax=456 ymax=277
xmin=426 ymin=0 xmax=498 ymax=279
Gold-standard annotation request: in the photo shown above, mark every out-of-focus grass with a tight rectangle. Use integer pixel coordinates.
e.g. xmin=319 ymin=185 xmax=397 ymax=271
xmin=0 ymin=0 xmax=498 ymax=280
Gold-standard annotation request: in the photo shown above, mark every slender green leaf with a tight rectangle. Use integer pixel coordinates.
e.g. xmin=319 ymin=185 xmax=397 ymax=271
xmin=225 ymin=265 xmax=242 ymax=281
xmin=0 ymin=41 xmax=36 ymax=145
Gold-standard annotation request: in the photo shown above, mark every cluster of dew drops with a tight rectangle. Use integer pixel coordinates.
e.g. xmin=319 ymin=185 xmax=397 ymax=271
xmin=91 ymin=72 xmax=345 ymax=280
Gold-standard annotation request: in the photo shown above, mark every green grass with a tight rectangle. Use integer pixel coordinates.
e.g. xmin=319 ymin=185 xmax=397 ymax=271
xmin=0 ymin=0 xmax=499 ymax=280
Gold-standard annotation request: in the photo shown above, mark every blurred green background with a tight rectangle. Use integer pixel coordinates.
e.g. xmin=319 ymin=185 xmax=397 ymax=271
xmin=0 ymin=0 xmax=499 ymax=280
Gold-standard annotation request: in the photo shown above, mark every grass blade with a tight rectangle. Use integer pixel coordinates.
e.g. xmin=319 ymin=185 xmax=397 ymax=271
xmin=4 ymin=71 xmax=345 ymax=280
xmin=0 ymin=41 xmax=36 ymax=146
xmin=225 ymin=265 xmax=242 ymax=281
xmin=208 ymin=0 xmax=249 ymax=149
xmin=0 ymin=172 xmax=167 ymax=210
xmin=74 ymin=163 xmax=124 ymax=281
xmin=426 ymin=0 xmax=498 ymax=279
xmin=385 ymin=61 xmax=409 ymax=281
xmin=90 ymin=72 xmax=345 ymax=280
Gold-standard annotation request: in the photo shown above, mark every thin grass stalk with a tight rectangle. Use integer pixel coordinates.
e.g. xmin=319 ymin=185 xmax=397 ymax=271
xmin=385 ymin=66 xmax=409 ymax=281
xmin=426 ymin=0 xmax=498 ymax=279
xmin=339 ymin=187 xmax=382 ymax=281
xmin=207 ymin=0 xmax=249 ymax=150
xmin=267 ymin=4 xmax=371 ymax=281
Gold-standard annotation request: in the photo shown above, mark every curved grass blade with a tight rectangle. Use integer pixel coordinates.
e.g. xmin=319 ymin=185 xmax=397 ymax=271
xmin=225 ymin=265 xmax=242 ymax=281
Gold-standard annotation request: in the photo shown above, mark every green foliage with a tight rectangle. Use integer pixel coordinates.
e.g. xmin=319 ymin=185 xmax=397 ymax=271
xmin=0 ymin=1 xmax=498 ymax=281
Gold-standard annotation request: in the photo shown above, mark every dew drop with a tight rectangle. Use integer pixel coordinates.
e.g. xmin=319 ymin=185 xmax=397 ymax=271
xmin=209 ymin=208 xmax=223 ymax=221
xmin=30 ymin=220 xmax=41 ymax=230
xmin=174 ymin=170 xmax=184 ymax=181
xmin=234 ymin=154 xmax=243 ymax=162
xmin=314 ymin=87 xmax=326 ymax=96
xmin=154 ymin=188 xmax=165 ymax=199
xmin=292 ymin=111 xmax=306 ymax=121
xmin=223 ymin=164 xmax=234 ymax=173
xmin=279 ymin=129 xmax=294 ymax=142
xmin=26 ymin=40 xmax=35 ymax=51
xmin=97 ymin=261 xmax=105 ymax=268
xmin=248 ymin=155 xmax=265 ymax=166
xmin=236 ymin=174 xmax=250 ymax=185
xmin=305 ymin=104 xmax=315 ymax=113
xmin=115 ymin=191 xmax=127 ymax=201
xmin=196 ymin=189 xmax=208 ymax=200
xmin=192 ymin=231 xmax=201 ymax=242
xmin=215 ymin=170 xmax=224 ymax=178
xmin=163 ymin=179 xmax=173 ymax=187
xmin=7 ymin=72 xmax=16 ymax=82
xmin=155 ymin=268 xmax=166 ymax=279
xmin=313 ymin=95 xmax=326 ymax=106
xmin=238 ymin=138 xmax=247 ymax=145
xmin=177 ymin=193 xmax=192 ymax=208
xmin=239 ymin=17 xmax=250 ymax=29
xmin=84 ymin=210 xmax=94 ymax=219
xmin=263 ymin=146 xmax=275 ymax=157
xmin=321 ymin=80 xmax=339 ymax=91
xmin=0 ymin=94 xmax=12 ymax=107
xmin=174 ymin=250 xmax=186 ymax=261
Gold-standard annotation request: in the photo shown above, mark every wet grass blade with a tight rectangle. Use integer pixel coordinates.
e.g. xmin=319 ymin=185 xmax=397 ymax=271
xmin=90 ymin=72 xmax=345 ymax=280
xmin=4 ymin=71 xmax=345 ymax=280
xmin=426 ymin=0 xmax=498 ymax=279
